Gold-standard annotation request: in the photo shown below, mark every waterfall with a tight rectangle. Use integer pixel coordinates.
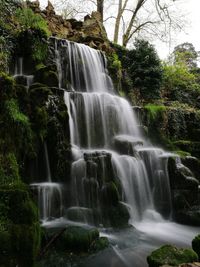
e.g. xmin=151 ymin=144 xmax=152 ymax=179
xmin=49 ymin=37 xmax=174 ymax=225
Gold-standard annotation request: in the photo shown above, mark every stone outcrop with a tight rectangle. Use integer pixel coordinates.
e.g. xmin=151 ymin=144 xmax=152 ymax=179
xmin=27 ymin=1 xmax=111 ymax=52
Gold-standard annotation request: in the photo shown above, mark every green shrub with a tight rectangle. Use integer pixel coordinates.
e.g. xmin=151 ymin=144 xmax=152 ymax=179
xmin=192 ymin=234 xmax=200 ymax=259
xmin=126 ymin=39 xmax=162 ymax=100
xmin=15 ymin=8 xmax=50 ymax=36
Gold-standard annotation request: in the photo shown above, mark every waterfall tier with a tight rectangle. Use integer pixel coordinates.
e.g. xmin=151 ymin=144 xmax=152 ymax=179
xmin=49 ymin=37 xmax=174 ymax=225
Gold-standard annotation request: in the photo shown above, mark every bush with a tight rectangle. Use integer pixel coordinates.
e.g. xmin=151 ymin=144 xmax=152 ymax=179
xmin=126 ymin=39 xmax=162 ymax=100
xmin=192 ymin=234 xmax=200 ymax=259
xmin=15 ymin=8 xmax=50 ymax=36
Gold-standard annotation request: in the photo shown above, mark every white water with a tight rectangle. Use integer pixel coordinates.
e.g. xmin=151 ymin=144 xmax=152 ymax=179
xmin=52 ymin=38 xmax=173 ymax=224
xmin=37 ymin=39 xmax=199 ymax=266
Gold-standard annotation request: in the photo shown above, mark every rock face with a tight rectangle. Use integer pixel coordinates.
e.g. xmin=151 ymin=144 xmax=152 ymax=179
xmin=27 ymin=1 xmax=111 ymax=52
xmin=168 ymin=157 xmax=200 ymax=226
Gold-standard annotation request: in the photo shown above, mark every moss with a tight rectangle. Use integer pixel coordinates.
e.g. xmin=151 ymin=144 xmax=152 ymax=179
xmin=56 ymin=226 xmax=99 ymax=252
xmin=0 ymin=184 xmax=38 ymax=224
xmin=144 ymin=104 xmax=166 ymax=121
xmin=0 ymin=182 xmax=41 ymax=267
xmin=34 ymin=65 xmax=58 ymax=87
xmin=174 ymin=150 xmax=191 ymax=158
xmin=0 ymin=153 xmax=20 ymax=184
xmin=90 ymin=236 xmax=109 ymax=252
xmin=29 ymin=83 xmax=52 ymax=107
xmin=192 ymin=234 xmax=200 ymax=259
xmin=102 ymin=202 xmax=130 ymax=228
xmin=10 ymin=222 xmax=41 ymax=267
xmin=147 ymin=244 xmax=198 ymax=267
xmin=0 ymin=72 xmax=15 ymax=101
xmin=173 ymin=140 xmax=200 ymax=157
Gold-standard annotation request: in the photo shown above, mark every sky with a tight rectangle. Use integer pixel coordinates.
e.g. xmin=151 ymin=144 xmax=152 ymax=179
xmin=38 ymin=0 xmax=200 ymax=60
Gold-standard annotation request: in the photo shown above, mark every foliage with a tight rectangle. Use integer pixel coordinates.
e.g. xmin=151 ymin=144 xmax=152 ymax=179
xmin=144 ymin=104 xmax=166 ymax=121
xmin=14 ymin=8 xmax=50 ymax=63
xmin=0 ymin=153 xmax=20 ymax=184
xmin=0 ymin=72 xmax=15 ymax=101
xmin=15 ymin=8 xmax=50 ymax=36
xmin=173 ymin=42 xmax=199 ymax=69
xmin=126 ymin=39 xmax=162 ymax=100
xmin=162 ymin=62 xmax=198 ymax=101
xmin=192 ymin=234 xmax=200 ymax=259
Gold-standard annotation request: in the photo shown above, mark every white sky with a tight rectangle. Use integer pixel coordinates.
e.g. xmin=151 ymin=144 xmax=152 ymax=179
xmin=38 ymin=0 xmax=200 ymax=59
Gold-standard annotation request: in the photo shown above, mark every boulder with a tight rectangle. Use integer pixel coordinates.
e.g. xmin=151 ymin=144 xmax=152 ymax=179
xmin=113 ymin=135 xmax=143 ymax=156
xmin=147 ymin=245 xmax=198 ymax=267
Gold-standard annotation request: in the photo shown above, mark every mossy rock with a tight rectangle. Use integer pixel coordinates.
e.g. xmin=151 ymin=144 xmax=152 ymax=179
xmin=102 ymin=202 xmax=130 ymax=228
xmin=0 ymin=222 xmax=41 ymax=267
xmin=55 ymin=226 xmax=99 ymax=252
xmin=0 ymin=72 xmax=15 ymax=101
xmin=34 ymin=65 xmax=59 ymax=87
xmin=173 ymin=141 xmax=200 ymax=158
xmin=29 ymin=83 xmax=52 ymax=107
xmin=0 ymin=153 xmax=20 ymax=184
xmin=173 ymin=209 xmax=200 ymax=226
xmin=192 ymin=234 xmax=200 ymax=259
xmin=10 ymin=222 xmax=41 ymax=267
xmin=90 ymin=236 xmax=109 ymax=252
xmin=147 ymin=245 xmax=198 ymax=267
xmin=0 ymin=184 xmax=38 ymax=224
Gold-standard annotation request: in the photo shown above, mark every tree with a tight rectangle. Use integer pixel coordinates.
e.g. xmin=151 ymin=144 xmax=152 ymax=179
xmin=111 ymin=0 xmax=184 ymax=47
xmin=173 ymin=42 xmax=199 ymax=69
xmin=50 ymin=0 xmax=185 ymax=47
xmin=97 ymin=0 xmax=104 ymax=21
xmin=126 ymin=39 xmax=162 ymax=100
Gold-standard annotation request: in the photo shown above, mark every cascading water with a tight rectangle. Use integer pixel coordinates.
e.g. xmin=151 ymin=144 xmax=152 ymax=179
xmin=52 ymin=37 xmax=173 ymax=224
xmin=35 ymin=38 xmax=200 ymax=267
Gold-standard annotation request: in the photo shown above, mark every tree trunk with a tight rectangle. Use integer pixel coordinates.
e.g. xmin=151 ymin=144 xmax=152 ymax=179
xmin=122 ymin=0 xmax=146 ymax=47
xmin=113 ymin=0 xmax=129 ymax=44
xmin=97 ymin=0 xmax=104 ymax=22
xmin=113 ymin=0 xmax=122 ymax=43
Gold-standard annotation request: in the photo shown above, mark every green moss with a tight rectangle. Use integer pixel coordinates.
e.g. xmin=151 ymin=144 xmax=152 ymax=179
xmin=5 ymin=98 xmax=29 ymax=125
xmin=0 ymin=184 xmax=38 ymax=224
xmin=90 ymin=236 xmax=109 ymax=252
xmin=10 ymin=222 xmax=41 ymax=267
xmin=174 ymin=150 xmax=191 ymax=158
xmin=0 ymin=153 xmax=20 ymax=184
xmin=147 ymin=244 xmax=198 ymax=267
xmin=144 ymin=104 xmax=166 ymax=121
xmin=29 ymin=83 xmax=52 ymax=107
xmin=34 ymin=65 xmax=58 ymax=87
xmin=192 ymin=234 xmax=200 ymax=259
xmin=56 ymin=226 xmax=99 ymax=252
xmin=0 ymin=182 xmax=41 ymax=267
xmin=14 ymin=8 xmax=50 ymax=36
xmin=173 ymin=140 xmax=200 ymax=157
xmin=0 ymin=72 xmax=15 ymax=101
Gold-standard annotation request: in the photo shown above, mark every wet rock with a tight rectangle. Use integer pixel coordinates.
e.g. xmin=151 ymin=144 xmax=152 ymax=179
xmin=182 ymin=156 xmax=200 ymax=182
xmin=65 ymin=207 xmax=97 ymax=224
xmin=174 ymin=208 xmax=200 ymax=226
xmin=147 ymin=245 xmax=198 ymax=267
xmin=55 ymin=226 xmax=100 ymax=252
xmin=34 ymin=65 xmax=59 ymax=87
xmin=113 ymin=135 xmax=143 ymax=156
xmin=168 ymin=158 xmax=199 ymax=190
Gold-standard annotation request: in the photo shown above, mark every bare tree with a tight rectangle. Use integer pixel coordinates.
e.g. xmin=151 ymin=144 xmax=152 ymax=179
xmin=110 ymin=0 xmax=185 ymax=47
xmin=50 ymin=0 xmax=185 ymax=47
